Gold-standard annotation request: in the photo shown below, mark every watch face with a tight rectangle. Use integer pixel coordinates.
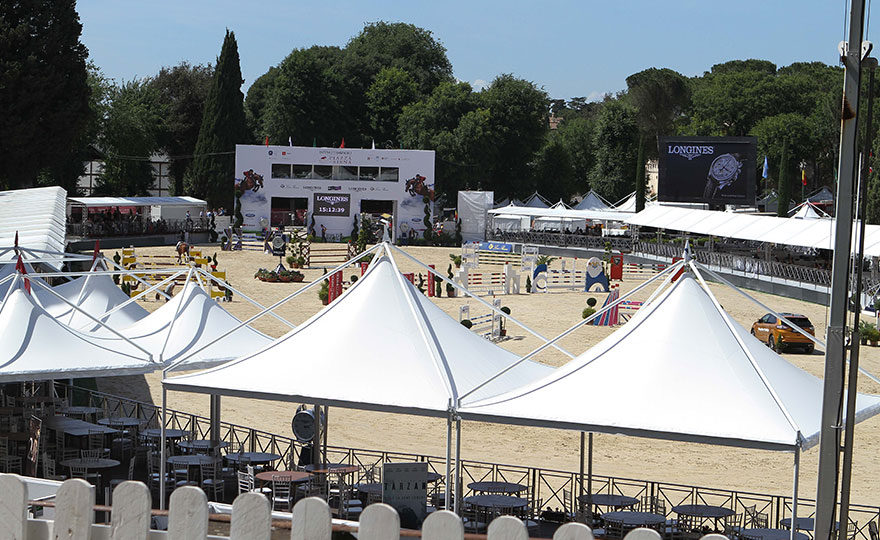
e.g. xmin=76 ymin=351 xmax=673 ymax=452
xmin=272 ymin=236 xmax=285 ymax=249
xmin=709 ymin=154 xmax=741 ymax=182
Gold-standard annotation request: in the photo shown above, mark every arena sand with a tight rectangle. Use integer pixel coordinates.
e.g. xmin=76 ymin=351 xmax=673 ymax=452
xmin=95 ymin=243 xmax=880 ymax=506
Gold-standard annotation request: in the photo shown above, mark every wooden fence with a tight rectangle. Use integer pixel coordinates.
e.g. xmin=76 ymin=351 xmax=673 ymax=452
xmin=1 ymin=475 xmax=734 ymax=540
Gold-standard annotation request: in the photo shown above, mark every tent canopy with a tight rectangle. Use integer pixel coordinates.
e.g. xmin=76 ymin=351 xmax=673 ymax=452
xmin=0 ymin=187 xmax=67 ymax=269
xmin=575 ymin=191 xmax=612 ymax=212
xmin=164 ymin=254 xmax=552 ymax=417
xmin=459 ymin=273 xmax=880 ymax=451
xmin=625 ymin=205 xmax=880 ymax=256
xmin=34 ymin=273 xmax=149 ymax=330
xmin=522 ymin=192 xmax=551 ymax=208
xmin=68 ymin=196 xmax=206 ymax=208
xmin=489 ymin=205 xmax=632 ymax=223
xmin=0 ymin=283 xmax=154 ymax=382
xmin=789 ymin=202 xmax=829 ymax=220
xmin=91 ymin=281 xmax=272 ymax=370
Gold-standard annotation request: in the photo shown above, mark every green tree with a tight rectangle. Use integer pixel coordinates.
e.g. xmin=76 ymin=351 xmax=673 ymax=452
xmin=625 ymin=68 xmax=691 ymax=157
xmin=556 ymin=115 xmax=598 ymax=193
xmin=244 ymin=66 xmax=279 ymax=141
xmin=366 ymin=67 xmax=419 ymax=147
xmin=777 ymin=140 xmax=792 ymax=217
xmin=96 ymin=80 xmax=164 ymax=196
xmin=262 ymin=46 xmax=347 ymax=147
xmin=590 ymin=99 xmax=639 ymax=202
xmin=0 ymin=0 xmax=91 ymax=189
xmin=479 ymin=74 xmax=549 ymax=198
xmin=151 ymin=62 xmax=214 ymax=195
xmin=750 ymin=112 xmax=814 ymax=195
xmin=532 ymin=136 xmax=575 ymax=203
xmin=185 ymin=29 xmax=250 ymax=209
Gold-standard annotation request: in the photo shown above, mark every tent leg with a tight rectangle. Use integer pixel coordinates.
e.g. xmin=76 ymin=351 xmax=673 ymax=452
xmin=322 ymin=406 xmax=329 ymax=465
xmin=587 ymin=432 xmax=594 ymax=526
xmin=445 ymin=414 xmax=452 ymax=510
xmin=311 ymin=405 xmax=321 ymax=466
xmin=209 ymin=394 xmax=221 ymax=451
xmin=579 ymin=432 xmax=585 ymax=521
xmin=791 ymin=444 xmax=800 ymax=540
xmin=454 ymin=417 xmax=462 ymax=515
xmin=160 ymin=384 xmax=167 ymax=510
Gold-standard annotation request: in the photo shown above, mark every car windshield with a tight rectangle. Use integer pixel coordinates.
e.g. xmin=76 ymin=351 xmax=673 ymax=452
xmin=784 ymin=317 xmax=812 ymax=328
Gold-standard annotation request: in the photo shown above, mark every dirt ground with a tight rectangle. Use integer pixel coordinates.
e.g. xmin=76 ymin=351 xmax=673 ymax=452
xmin=95 ymin=242 xmax=880 ymax=507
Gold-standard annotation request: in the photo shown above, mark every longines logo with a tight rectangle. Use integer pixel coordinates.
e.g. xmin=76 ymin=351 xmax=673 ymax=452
xmin=667 ymin=145 xmax=714 ymax=160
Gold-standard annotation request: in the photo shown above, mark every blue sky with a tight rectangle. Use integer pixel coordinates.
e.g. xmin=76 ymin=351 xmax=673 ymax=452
xmin=78 ymin=1 xmax=869 ymax=100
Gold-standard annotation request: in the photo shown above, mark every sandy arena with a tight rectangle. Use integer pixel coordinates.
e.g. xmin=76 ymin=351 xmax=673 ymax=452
xmin=95 ymin=243 xmax=880 ymax=507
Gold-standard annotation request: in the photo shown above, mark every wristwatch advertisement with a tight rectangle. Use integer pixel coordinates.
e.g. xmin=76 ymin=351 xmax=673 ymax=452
xmin=658 ymin=136 xmax=757 ymax=205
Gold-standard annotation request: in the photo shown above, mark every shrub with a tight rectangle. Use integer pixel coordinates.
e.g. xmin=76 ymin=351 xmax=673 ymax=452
xmin=525 ymin=276 xmax=531 ymax=293
xmin=586 ymin=297 xmax=597 ymax=307
xmin=582 ymin=307 xmax=596 ymax=319
xmin=460 ymin=319 xmax=473 ymax=329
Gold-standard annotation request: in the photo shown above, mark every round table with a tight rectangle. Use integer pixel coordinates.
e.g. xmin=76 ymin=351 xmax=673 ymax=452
xmin=673 ymin=504 xmax=735 ymax=519
xmin=603 ymin=511 xmax=667 ymax=527
xmin=225 ymin=452 xmax=283 ymax=466
xmin=303 ymin=462 xmax=359 ymax=475
xmin=61 ymin=457 xmax=120 ymax=470
xmin=468 ymin=481 xmax=528 ymax=494
xmin=58 ymin=406 xmax=102 ymax=418
xmin=177 ymin=439 xmax=229 ymax=452
xmin=98 ymin=417 xmax=141 ymax=428
xmin=356 ymin=482 xmax=383 ymax=496
xmin=141 ymin=428 xmax=187 ymax=440
xmin=741 ymin=528 xmax=809 ymax=540
xmin=255 ymin=470 xmax=311 ymax=484
xmin=578 ymin=493 xmax=639 ymax=508
xmin=464 ymin=494 xmax=529 ymax=509
xmin=779 ymin=517 xmax=839 ymax=531
xmin=167 ymin=454 xmax=216 ymax=467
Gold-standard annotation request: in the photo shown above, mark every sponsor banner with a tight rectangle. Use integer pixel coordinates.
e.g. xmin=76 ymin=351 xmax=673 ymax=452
xmin=658 ymin=136 xmax=757 ymax=205
xmin=313 ymin=193 xmax=351 ymax=216
xmin=479 ymin=241 xmax=513 ymax=253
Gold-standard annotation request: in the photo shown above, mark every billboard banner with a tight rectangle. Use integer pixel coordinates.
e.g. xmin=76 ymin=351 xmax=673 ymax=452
xmin=313 ymin=193 xmax=351 ymax=216
xmin=658 ymin=136 xmax=757 ymax=205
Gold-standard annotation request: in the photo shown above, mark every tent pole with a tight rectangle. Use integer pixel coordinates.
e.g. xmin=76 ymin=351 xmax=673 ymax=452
xmin=454 ymin=417 xmax=462 ymax=515
xmin=791 ymin=443 xmax=800 ymax=540
xmin=160 ymin=381 xmax=167 ymax=510
xmin=588 ymin=432 xmax=594 ymax=526
xmin=209 ymin=394 xmax=221 ymax=448
xmin=311 ymin=405 xmax=321 ymax=466
xmin=322 ymin=406 xmax=328 ymax=465
xmin=445 ymin=412 xmax=452 ymax=510
xmin=579 ymin=432 xmax=585 ymax=521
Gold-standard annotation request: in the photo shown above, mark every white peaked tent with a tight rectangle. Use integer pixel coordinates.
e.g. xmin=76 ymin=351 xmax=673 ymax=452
xmin=0 ymin=284 xmax=155 ymax=382
xmin=164 ymin=255 xmax=552 ymax=413
xmin=91 ymin=281 xmax=272 ymax=370
xmin=0 ymin=261 xmax=44 ymax=300
xmin=493 ymin=197 xmax=510 ymax=209
xmin=550 ymin=200 xmax=572 ymax=210
xmin=522 ymin=192 xmax=551 ymax=208
xmin=575 ymin=191 xmax=611 ymax=211
xmin=460 ymin=273 xmax=880 ymax=449
xmin=806 ymin=186 xmax=834 ymax=204
xmin=789 ymin=201 xmax=829 ymax=220
xmin=34 ymin=273 xmax=149 ymax=330
xmin=611 ymin=192 xmax=639 ymax=213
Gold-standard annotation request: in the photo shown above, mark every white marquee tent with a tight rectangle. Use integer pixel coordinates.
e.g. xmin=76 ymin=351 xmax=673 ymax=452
xmin=34 ymin=273 xmax=149 ymax=330
xmin=0 ymin=282 xmax=155 ymax=382
xmin=489 ymin=205 xmax=633 ymax=223
xmin=522 ymin=192 xmax=551 ymax=209
xmin=0 ymin=261 xmax=44 ymax=300
xmin=0 ymin=187 xmax=67 ymax=269
xmin=91 ymin=281 xmax=272 ymax=370
xmin=789 ymin=202 xmax=829 ymax=220
xmin=459 ymin=272 xmax=880 ymax=450
xmin=574 ymin=191 xmax=612 ymax=212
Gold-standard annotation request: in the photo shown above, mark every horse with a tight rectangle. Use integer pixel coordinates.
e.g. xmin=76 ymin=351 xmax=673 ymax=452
xmin=236 ymin=169 xmax=264 ymax=192
xmin=405 ymin=174 xmax=434 ymax=200
xmin=175 ymin=241 xmax=190 ymax=264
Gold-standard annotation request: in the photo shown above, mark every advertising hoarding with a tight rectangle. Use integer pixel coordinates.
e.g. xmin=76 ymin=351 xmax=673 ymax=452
xmin=658 ymin=136 xmax=757 ymax=205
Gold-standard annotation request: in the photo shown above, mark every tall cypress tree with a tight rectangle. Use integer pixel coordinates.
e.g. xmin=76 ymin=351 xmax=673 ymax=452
xmin=185 ymin=29 xmax=250 ymax=209
xmin=634 ymin=135 xmax=646 ymax=212
xmin=777 ymin=140 xmax=791 ymax=217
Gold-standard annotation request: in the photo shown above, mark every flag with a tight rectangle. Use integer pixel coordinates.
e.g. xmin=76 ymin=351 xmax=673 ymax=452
xmin=15 ymin=255 xmax=30 ymax=295
xmin=92 ymin=239 xmax=101 ymax=262
xmin=762 ymin=156 xmax=769 ymax=179
xmin=289 ymin=136 xmax=293 ymax=147
xmin=313 ymin=137 xmax=316 ymax=147
xmin=802 ymin=169 xmax=807 ymax=186
xmin=340 ymin=138 xmax=345 ymax=149
xmin=371 ymin=139 xmax=376 ymax=150
xmin=264 ymin=136 xmax=269 ymax=147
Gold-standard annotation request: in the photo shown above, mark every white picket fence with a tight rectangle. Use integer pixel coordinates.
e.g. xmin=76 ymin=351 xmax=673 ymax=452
xmin=0 ymin=475 xmax=728 ymax=540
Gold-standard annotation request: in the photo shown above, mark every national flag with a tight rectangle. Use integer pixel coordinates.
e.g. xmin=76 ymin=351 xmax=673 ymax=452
xmin=264 ymin=136 xmax=269 ymax=147
xmin=762 ymin=156 xmax=769 ymax=179
xmin=15 ymin=255 xmax=30 ymax=295
xmin=802 ymin=169 xmax=807 ymax=186
xmin=340 ymin=138 xmax=345 ymax=149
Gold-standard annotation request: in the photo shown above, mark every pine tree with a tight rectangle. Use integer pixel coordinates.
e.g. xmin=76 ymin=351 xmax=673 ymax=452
xmin=777 ymin=141 xmax=791 ymax=217
xmin=185 ymin=29 xmax=250 ymax=209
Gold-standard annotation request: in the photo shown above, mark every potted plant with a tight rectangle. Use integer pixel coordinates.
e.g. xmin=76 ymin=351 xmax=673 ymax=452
xmin=445 ymin=264 xmax=456 ymax=297
xmin=449 ymin=253 xmax=462 ymax=268
xmin=210 ymin=253 xmax=219 ymax=272
xmin=318 ymin=280 xmax=330 ymax=305
xmin=499 ymin=306 xmax=511 ymax=337
xmin=287 ymin=255 xmax=297 ymax=268
xmin=859 ymin=320 xmax=871 ymax=345
xmin=297 ymin=255 xmax=306 ymax=268
xmin=525 ymin=276 xmax=531 ymax=293
xmin=582 ymin=307 xmax=597 ymax=319
xmin=460 ymin=319 xmax=473 ymax=329
xmin=586 ymin=297 xmax=597 ymax=308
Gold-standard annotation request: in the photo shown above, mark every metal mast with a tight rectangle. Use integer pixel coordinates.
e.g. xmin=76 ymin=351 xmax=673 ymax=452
xmin=814 ymin=1 xmax=867 ymax=537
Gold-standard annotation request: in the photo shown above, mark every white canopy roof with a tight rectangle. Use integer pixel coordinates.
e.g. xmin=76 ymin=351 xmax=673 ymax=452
xmin=575 ymin=191 xmax=612 ymax=212
xmin=789 ymin=202 xmax=829 ymax=220
xmin=0 ymin=284 xmax=154 ymax=382
xmin=68 ymin=196 xmax=207 ymax=208
xmin=805 ymin=186 xmax=834 ymax=204
xmin=612 ymin=192 xmax=638 ymax=212
xmin=490 ymin=205 xmax=633 ymax=223
xmin=0 ymin=187 xmax=67 ymax=269
xmin=460 ymin=274 xmax=880 ymax=451
xmin=164 ymin=254 xmax=553 ymax=416
xmin=34 ymin=274 xmax=149 ymax=331
xmin=550 ymin=200 xmax=572 ymax=210
xmin=0 ymin=261 xmax=44 ymax=300
xmin=522 ymin=192 xmax=551 ymax=208
xmin=625 ymin=205 xmax=880 ymax=256
xmin=91 ymin=281 xmax=272 ymax=370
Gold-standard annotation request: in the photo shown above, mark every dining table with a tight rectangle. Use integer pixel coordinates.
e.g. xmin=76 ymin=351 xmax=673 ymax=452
xmin=177 ymin=439 xmax=229 ymax=453
xmin=303 ymin=462 xmax=360 ymax=475
xmin=578 ymin=493 xmax=640 ymax=509
xmin=255 ymin=470 xmax=312 ymax=485
xmin=672 ymin=504 xmax=735 ymax=531
xmin=97 ymin=417 xmax=141 ymax=428
xmin=740 ymin=528 xmax=809 ymax=540
xmin=468 ymin=481 xmax=528 ymax=494
xmin=225 ymin=451 xmax=283 ymax=466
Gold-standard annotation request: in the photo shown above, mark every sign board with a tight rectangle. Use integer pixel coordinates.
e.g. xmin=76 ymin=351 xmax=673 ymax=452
xmin=479 ymin=241 xmax=513 ymax=253
xmin=383 ymin=462 xmax=428 ymax=526
xmin=27 ymin=416 xmax=41 ymax=477
xmin=658 ymin=136 xmax=757 ymax=205
xmin=271 ymin=235 xmax=286 ymax=257
xmin=313 ymin=193 xmax=351 ymax=217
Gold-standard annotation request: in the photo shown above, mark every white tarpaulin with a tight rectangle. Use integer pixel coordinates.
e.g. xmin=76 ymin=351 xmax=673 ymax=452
xmin=458 ymin=191 xmax=494 ymax=243
xmin=68 ymin=196 xmax=207 ymax=208
xmin=789 ymin=202 xmax=828 ymax=220
xmin=459 ymin=274 xmax=880 ymax=450
xmin=575 ymin=191 xmax=611 ymax=212
xmin=91 ymin=281 xmax=272 ymax=370
xmin=0 ymin=261 xmax=44 ymax=300
xmin=0 ymin=284 xmax=154 ymax=382
xmin=34 ymin=274 xmax=149 ymax=330
xmin=491 ymin=214 xmax=530 ymax=232
xmin=489 ymin=206 xmax=632 ymax=223
xmin=164 ymin=255 xmax=552 ymax=416
xmin=0 ymin=187 xmax=67 ymax=269
xmin=625 ymin=205 xmax=880 ymax=257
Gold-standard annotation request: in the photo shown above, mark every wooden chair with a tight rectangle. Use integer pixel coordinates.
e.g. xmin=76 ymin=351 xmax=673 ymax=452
xmin=641 ymin=495 xmax=665 ymax=515
xmin=0 ymin=437 xmax=22 ymax=474
xmin=723 ymin=512 xmax=743 ymax=538
xmin=271 ymin=476 xmax=293 ymax=511
xmin=88 ymin=430 xmax=110 ymax=459
xmin=55 ymin=429 xmax=77 ymax=462
xmin=237 ymin=471 xmax=253 ymax=495
xmin=869 ymin=521 xmax=879 ymax=540
xmin=200 ymin=460 xmax=225 ymax=501
xmin=41 ymin=453 xmax=66 ymax=481
xmin=337 ymin=476 xmax=363 ymax=519
xmin=110 ymin=457 xmax=137 ymax=491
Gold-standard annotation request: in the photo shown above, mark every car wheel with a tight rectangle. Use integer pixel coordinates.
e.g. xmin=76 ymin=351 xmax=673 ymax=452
xmin=750 ymin=328 xmax=756 ymax=336
xmin=805 ymin=344 xmax=814 ymax=354
xmin=768 ymin=334 xmax=776 ymax=351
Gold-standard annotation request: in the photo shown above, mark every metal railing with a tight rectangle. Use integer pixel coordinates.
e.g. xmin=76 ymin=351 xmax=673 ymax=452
xmin=54 ymin=382 xmax=880 ymax=538
xmin=488 ymin=230 xmax=631 ymax=251
xmin=66 ymin=217 xmax=212 ymax=238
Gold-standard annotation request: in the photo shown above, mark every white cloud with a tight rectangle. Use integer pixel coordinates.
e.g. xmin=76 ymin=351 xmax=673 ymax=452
xmin=472 ymin=79 xmax=488 ymax=90
xmin=586 ymin=90 xmax=606 ymax=102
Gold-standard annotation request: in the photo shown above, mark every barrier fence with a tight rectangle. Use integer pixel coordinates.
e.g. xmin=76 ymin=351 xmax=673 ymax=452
xmin=53 ymin=383 xmax=880 ymax=539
